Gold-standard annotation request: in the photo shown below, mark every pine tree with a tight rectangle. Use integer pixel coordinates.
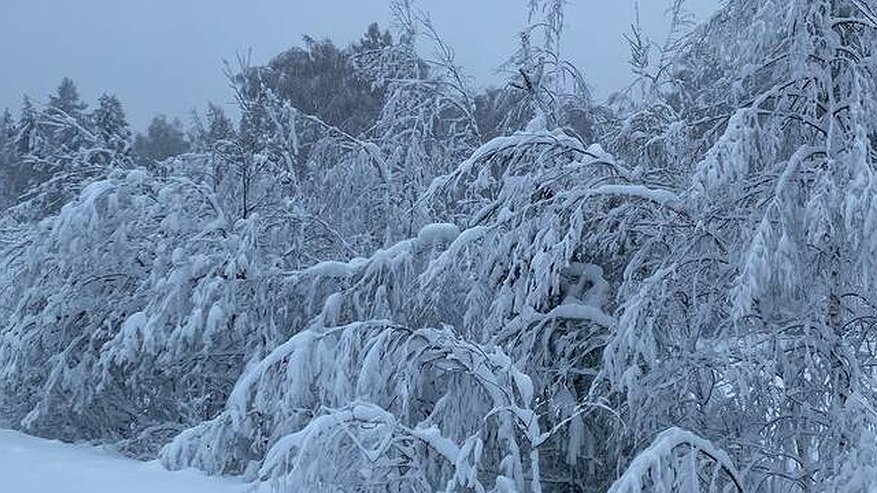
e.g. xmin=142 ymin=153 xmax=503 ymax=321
xmin=353 ymin=22 xmax=393 ymax=52
xmin=44 ymin=78 xmax=89 ymax=155
xmin=92 ymin=93 xmax=131 ymax=157
xmin=47 ymin=77 xmax=87 ymax=119
xmin=0 ymin=109 xmax=13 ymax=142
xmin=15 ymin=96 xmax=39 ymax=156
xmin=7 ymin=83 xmax=129 ymax=219
xmin=0 ymin=109 xmax=16 ymax=208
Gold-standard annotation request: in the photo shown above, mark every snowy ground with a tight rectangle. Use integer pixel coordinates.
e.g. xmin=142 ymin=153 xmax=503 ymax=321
xmin=0 ymin=429 xmax=245 ymax=493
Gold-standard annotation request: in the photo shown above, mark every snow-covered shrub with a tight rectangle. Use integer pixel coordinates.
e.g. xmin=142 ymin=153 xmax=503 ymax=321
xmin=162 ymin=321 xmax=543 ymax=492
xmin=0 ymin=169 xmax=212 ymax=443
xmin=0 ymin=168 xmax=308 ymax=452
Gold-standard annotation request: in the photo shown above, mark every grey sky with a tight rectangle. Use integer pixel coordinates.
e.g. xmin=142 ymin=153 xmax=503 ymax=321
xmin=0 ymin=1 xmax=719 ymax=130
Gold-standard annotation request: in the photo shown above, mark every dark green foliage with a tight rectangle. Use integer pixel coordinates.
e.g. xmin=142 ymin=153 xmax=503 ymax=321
xmin=92 ymin=94 xmax=132 ymax=153
xmin=258 ymin=23 xmax=393 ymax=136
xmin=47 ymin=77 xmax=87 ymax=118
xmin=133 ymin=115 xmax=190 ymax=167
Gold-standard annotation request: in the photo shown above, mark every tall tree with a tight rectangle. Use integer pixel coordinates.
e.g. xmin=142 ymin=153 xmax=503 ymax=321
xmin=0 ymin=109 xmax=16 ymax=208
xmin=91 ymin=94 xmax=132 ymax=165
xmin=0 ymin=109 xmax=13 ymax=143
xmin=47 ymin=77 xmax=87 ymax=119
xmin=259 ymin=23 xmax=393 ymax=136
xmin=8 ymin=83 xmax=131 ymax=219
xmin=190 ymin=102 xmax=235 ymax=153
xmin=133 ymin=115 xmax=190 ymax=166
xmin=43 ymin=78 xmax=89 ymax=155
xmin=353 ymin=22 xmax=393 ymax=52
xmin=602 ymin=0 xmax=877 ymax=491
xmin=15 ymin=96 xmax=39 ymax=156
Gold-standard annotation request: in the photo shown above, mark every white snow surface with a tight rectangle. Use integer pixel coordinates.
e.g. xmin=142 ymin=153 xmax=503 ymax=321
xmin=0 ymin=429 xmax=244 ymax=493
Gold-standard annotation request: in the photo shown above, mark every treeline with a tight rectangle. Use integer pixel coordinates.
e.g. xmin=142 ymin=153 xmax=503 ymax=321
xmin=2 ymin=0 xmax=877 ymax=492
xmin=0 ymin=19 xmax=589 ymax=221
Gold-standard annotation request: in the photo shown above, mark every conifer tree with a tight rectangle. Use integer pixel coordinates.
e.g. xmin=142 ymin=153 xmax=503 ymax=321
xmin=92 ymin=94 xmax=132 ymax=158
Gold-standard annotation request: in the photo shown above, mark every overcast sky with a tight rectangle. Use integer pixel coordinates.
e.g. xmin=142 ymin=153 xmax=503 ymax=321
xmin=0 ymin=0 xmax=719 ymax=130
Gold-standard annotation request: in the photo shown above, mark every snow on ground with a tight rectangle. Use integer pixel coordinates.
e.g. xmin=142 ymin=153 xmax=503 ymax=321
xmin=0 ymin=429 xmax=245 ymax=493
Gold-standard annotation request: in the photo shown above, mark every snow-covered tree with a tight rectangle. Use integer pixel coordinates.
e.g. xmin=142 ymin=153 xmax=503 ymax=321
xmin=0 ymin=170 xmax=220 ymax=447
xmin=2 ymin=1 xmax=877 ymax=491
xmin=0 ymin=109 xmax=17 ymax=208
xmin=162 ymin=320 xmax=544 ymax=492
xmin=600 ymin=1 xmax=877 ymax=490
xmin=1 ymin=82 xmax=131 ymax=221
xmin=133 ymin=115 xmax=190 ymax=168
xmin=91 ymin=94 xmax=132 ymax=160
xmin=189 ymin=103 xmax=235 ymax=154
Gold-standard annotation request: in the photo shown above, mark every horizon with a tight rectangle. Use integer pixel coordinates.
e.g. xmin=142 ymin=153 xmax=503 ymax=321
xmin=0 ymin=0 xmax=719 ymax=131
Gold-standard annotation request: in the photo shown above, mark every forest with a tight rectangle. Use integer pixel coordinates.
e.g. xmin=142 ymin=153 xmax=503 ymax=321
xmin=1 ymin=0 xmax=877 ymax=491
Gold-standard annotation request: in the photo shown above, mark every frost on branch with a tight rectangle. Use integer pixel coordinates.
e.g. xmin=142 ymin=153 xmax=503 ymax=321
xmin=599 ymin=1 xmax=877 ymax=489
xmin=607 ymin=427 xmax=742 ymax=493
xmin=161 ymin=321 xmax=544 ymax=492
xmin=419 ymin=127 xmax=682 ymax=485
xmin=4 ymin=0 xmax=877 ymax=490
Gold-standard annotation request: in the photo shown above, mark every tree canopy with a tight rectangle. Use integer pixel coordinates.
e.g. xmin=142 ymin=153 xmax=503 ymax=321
xmin=3 ymin=1 xmax=877 ymax=491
